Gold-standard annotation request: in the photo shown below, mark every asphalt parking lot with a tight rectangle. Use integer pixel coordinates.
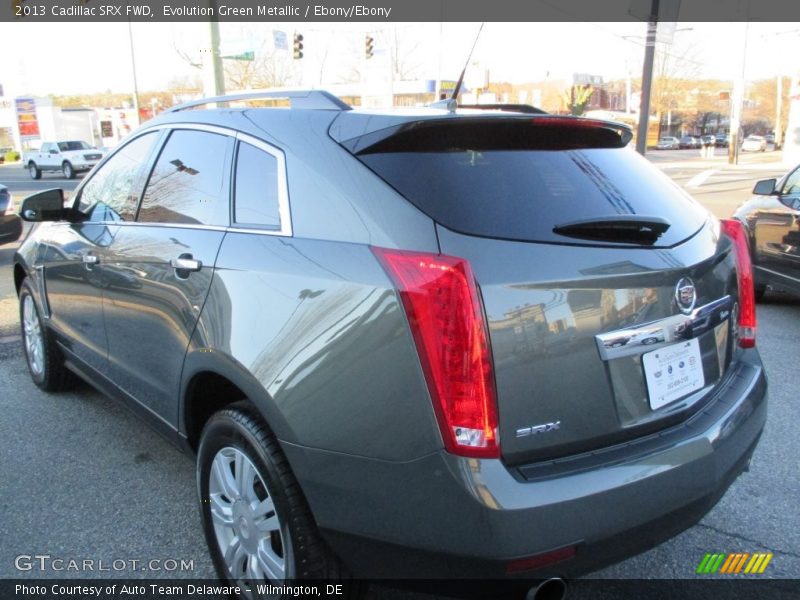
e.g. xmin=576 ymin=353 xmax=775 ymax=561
xmin=0 ymin=155 xmax=798 ymax=597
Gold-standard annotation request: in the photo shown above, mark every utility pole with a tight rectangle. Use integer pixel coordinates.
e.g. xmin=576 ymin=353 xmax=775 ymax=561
xmin=635 ymin=1 xmax=659 ymax=156
xmin=204 ymin=0 xmax=225 ymax=98
xmin=728 ymin=22 xmax=748 ymax=165
xmin=775 ymin=75 xmax=783 ymax=149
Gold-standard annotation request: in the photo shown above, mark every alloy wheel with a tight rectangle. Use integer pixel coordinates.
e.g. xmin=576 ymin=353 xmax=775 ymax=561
xmin=22 ymin=295 xmax=44 ymax=376
xmin=208 ymin=446 xmax=290 ymax=587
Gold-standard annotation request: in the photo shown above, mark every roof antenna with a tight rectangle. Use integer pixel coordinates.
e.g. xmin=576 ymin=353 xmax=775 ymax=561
xmin=430 ymin=22 xmax=485 ymax=113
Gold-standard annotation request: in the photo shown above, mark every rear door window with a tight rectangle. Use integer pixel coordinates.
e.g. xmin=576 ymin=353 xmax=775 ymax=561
xmin=138 ymin=129 xmax=232 ymax=226
xmin=233 ymin=141 xmax=282 ymax=229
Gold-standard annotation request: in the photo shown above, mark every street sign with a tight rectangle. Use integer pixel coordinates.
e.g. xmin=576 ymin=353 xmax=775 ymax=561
xmin=220 ymin=38 xmax=255 ymax=61
xmin=222 ymin=51 xmax=254 ymax=61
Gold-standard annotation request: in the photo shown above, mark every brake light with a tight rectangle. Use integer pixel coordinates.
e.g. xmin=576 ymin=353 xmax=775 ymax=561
xmin=720 ymin=219 xmax=756 ymax=348
xmin=372 ymin=248 xmax=499 ymax=458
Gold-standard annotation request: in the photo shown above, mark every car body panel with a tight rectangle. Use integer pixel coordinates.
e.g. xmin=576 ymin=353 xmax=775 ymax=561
xmin=436 ymin=222 xmax=741 ymax=464
xmin=21 ymin=221 xmax=115 ymax=373
xmin=200 ymin=232 xmax=442 ymax=460
xmin=102 ymin=225 xmax=226 ymax=424
xmin=11 ymin=98 xmax=769 ymax=579
xmin=285 ymin=350 xmax=765 ymax=576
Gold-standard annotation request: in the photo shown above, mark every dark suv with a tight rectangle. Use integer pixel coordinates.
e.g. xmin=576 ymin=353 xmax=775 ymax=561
xmin=13 ymin=91 xmax=766 ymax=592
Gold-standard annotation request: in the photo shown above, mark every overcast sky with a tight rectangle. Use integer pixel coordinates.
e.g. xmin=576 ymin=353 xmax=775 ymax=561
xmin=1 ymin=21 xmax=798 ymax=98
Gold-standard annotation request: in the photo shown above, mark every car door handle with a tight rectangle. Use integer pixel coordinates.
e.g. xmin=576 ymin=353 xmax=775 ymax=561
xmin=170 ymin=255 xmax=202 ymax=272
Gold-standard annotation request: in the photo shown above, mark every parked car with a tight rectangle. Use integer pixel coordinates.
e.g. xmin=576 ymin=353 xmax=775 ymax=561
xmin=656 ymin=136 xmax=680 ymax=150
xmin=700 ymin=135 xmax=716 ymax=147
xmin=714 ymin=133 xmax=730 ymax=147
xmin=679 ymin=135 xmax=700 ymax=149
xmin=734 ymin=164 xmax=800 ymax=299
xmin=741 ymin=135 xmax=767 ymax=152
xmin=12 ymin=91 xmax=767 ymax=591
xmin=0 ymin=184 xmax=22 ymax=245
xmin=22 ymin=140 xmax=104 ymax=180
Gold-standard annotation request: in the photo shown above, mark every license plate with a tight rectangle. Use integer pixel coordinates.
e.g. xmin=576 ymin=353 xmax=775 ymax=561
xmin=642 ymin=338 xmax=705 ymax=410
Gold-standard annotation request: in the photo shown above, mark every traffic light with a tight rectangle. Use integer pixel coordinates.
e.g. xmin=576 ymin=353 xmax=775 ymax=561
xmin=293 ymin=33 xmax=304 ymax=60
xmin=365 ymin=35 xmax=374 ymax=59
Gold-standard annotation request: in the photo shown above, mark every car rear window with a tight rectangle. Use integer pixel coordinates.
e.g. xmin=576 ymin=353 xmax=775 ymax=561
xmin=352 ymin=120 xmax=708 ymax=247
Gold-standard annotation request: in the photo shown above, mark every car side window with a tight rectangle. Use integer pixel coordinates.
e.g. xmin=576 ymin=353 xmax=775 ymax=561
xmin=138 ymin=129 xmax=231 ymax=226
xmin=77 ymin=132 xmax=159 ymax=223
xmin=234 ymin=141 xmax=281 ymax=229
xmin=782 ymin=168 xmax=800 ymax=196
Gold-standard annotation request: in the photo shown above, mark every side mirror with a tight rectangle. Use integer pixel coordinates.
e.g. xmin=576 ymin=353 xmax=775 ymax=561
xmin=20 ymin=189 xmax=66 ymax=222
xmin=752 ymin=179 xmax=776 ymax=196
xmin=49 ymin=149 xmax=59 ymax=155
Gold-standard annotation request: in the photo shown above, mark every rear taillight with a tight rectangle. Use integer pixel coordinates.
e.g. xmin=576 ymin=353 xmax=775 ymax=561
xmin=372 ymin=248 xmax=499 ymax=458
xmin=720 ymin=219 xmax=756 ymax=348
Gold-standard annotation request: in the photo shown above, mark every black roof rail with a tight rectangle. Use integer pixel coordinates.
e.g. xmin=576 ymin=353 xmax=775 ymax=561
xmin=458 ymin=103 xmax=548 ymax=115
xmin=166 ymin=90 xmax=351 ymax=113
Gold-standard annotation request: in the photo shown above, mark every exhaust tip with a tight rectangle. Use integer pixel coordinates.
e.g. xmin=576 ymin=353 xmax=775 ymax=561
xmin=526 ymin=578 xmax=567 ymax=600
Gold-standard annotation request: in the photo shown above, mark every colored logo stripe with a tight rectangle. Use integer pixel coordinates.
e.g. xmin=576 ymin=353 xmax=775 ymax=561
xmin=744 ymin=553 xmax=773 ymax=574
xmin=698 ymin=552 xmax=773 ymax=574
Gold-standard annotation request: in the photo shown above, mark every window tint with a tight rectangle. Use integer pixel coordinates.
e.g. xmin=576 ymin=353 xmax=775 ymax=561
xmin=58 ymin=141 xmax=91 ymax=151
xmin=234 ymin=141 xmax=281 ymax=228
xmin=78 ymin=132 xmax=158 ymax=223
xmin=138 ymin=130 xmax=230 ymax=226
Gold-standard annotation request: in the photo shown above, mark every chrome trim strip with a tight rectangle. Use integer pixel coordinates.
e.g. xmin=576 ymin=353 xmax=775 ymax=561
xmin=104 ymin=221 xmax=229 ymax=233
xmin=235 ymin=132 xmax=293 ymax=237
xmin=755 ymin=265 xmax=800 ymax=283
xmin=71 ymin=124 xmax=294 ymax=238
xmin=595 ymin=295 xmax=732 ymax=361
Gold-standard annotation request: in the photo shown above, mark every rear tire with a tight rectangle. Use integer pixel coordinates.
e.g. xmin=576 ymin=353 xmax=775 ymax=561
xmin=197 ymin=402 xmax=363 ymax=599
xmin=754 ymin=284 xmax=767 ymax=302
xmin=19 ymin=279 xmax=73 ymax=391
xmin=28 ymin=162 xmax=41 ymax=180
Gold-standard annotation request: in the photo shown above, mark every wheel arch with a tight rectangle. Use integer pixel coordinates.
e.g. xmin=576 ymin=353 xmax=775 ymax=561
xmin=14 ymin=262 xmax=27 ymax=296
xmin=180 ymin=349 xmax=295 ymax=453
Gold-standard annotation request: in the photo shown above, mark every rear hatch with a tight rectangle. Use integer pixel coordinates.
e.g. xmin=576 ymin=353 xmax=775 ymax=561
xmin=336 ymin=113 xmax=742 ymax=465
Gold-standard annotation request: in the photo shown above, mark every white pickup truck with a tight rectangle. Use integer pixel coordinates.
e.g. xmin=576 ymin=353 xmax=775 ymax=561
xmin=23 ymin=140 xmax=104 ymax=180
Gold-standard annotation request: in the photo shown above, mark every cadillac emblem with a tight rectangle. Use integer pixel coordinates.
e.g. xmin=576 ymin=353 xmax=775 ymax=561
xmin=675 ymin=277 xmax=697 ymax=314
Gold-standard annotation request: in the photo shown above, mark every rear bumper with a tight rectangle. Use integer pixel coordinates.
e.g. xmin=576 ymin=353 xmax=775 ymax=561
xmin=282 ymin=350 xmax=767 ymax=578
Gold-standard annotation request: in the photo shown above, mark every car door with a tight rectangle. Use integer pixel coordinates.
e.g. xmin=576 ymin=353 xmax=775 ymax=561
xmin=38 ymin=143 xmax=55 ymax=170
xmin=32 ymin=131 xmax=161 ymax=374
xmin=101 ymin=127 xmax=232 ymax=425
xmin=754 ymin=166 xmax=800 ymax=294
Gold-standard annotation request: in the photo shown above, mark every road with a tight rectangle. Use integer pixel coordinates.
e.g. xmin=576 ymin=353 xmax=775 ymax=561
xmin=0 ymin=152 xmax=798 ymax=597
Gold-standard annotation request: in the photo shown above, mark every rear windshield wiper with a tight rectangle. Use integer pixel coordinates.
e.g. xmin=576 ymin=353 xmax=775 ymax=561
xmin=553 ymin=216 xmax=671 ymax=245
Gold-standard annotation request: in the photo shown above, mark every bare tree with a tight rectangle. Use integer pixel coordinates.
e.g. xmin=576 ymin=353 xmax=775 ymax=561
xmin=173 ymin=26 xmax=296 ymax=92
xmin=650 ymin=40 xmax=703 ymax=129
xmin=223 ymin=41 xmax=296 ymax=90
